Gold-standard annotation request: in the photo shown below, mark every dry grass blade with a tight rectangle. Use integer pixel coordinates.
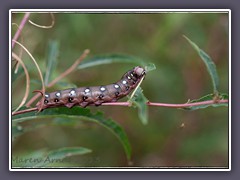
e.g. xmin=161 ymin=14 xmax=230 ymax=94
xmin=12 ymin=23 xmax=24 ymax=73
xmin=12 ymin=40 xmax=46 ymax=110
xmin=129 ymin=75 xmax=145 ymax=100
xmin=12 ymin=53 xmax=30 ymax=114
xmin=28 ymin=13 xmax=55 ymax=29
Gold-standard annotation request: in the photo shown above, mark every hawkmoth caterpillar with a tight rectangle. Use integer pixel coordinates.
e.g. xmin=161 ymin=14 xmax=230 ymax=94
xmin=35 ymin=66 xmax=146 ymax=111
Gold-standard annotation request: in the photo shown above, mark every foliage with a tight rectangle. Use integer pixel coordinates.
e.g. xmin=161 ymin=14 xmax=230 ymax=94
xmin=13 ymin=106 xmax=132 ymax=160
xmin=11 ymin=12 xmax=229 ymax=168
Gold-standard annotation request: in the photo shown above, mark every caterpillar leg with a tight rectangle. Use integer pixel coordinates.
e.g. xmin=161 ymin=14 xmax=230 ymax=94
xmin=65 ymin=103 xmax=75 ymax=108
xmin=94 ymin=100 xmax=103 ymax=106
xmin=79 ymin=102 xmax=89 ymax=108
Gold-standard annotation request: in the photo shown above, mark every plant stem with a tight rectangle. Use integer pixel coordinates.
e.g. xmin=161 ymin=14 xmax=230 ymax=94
xmin=12 ymin=99 xmax=228 ymax=116
xmin=146 ymin=100 xmax=228 ymax=108
xmin=47 ymin=49 xmax=90 ymax=87
xmin=12 ymin=13 xmax=30 ymax=48
xmin=12 ymin=107 xmax=38 ymax=116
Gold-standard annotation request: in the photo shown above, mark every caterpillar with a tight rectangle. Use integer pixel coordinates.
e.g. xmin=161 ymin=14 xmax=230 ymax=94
xmin=35 ymin=66 xmax=146 ymax=111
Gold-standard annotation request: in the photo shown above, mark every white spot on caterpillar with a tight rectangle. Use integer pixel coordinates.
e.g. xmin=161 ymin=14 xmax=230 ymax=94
xmin=127 ymin=76 xmax=131 ymax=80
xmin=55 ymin=92 xmax=61 ymax=97
xmin=45 ymin=94 xmax=49 ymax=98
xmin=69 ymin=90 xmax=76 ymax=96
xmin=114 ymin=84 xmax=119 ymax=89
xmin=100 ymin=87 xmax=106 ymax=91
xmin=122 ymin=80 xmax=127 ymax=84
xmin=84 ymin=88 xmax=90 ymax=93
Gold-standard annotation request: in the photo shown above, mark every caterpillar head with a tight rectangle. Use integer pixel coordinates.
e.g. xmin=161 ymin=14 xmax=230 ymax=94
xmin=134 ymin=66 xmax=146 ymax=77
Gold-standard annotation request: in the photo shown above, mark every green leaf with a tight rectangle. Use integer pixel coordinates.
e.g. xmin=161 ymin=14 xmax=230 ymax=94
xmin=144 ymin=63 xmax=156 ymax=72
xmin=34 ymin=147 xmax=92 ymax=167
xmin=183 ymin=35 xmax=219 ymax=94
xmin=52 ymin=117 xmax=80 ymax=126
xmin=12 ymin=149 xmax=47 ymax=167
xmin=130 ymin=87 xmax=149 ymax=125
xmin=12 ymin=117 xmax=83 ymax=142
xmin=78 ymin=54 xmax=145 ymax=69
xmin=46 ymin=147 xmax=91 ymax=161
xmin=44 ymin=40 xmax=59 ymax=85
xmin=12 ymin=147 xmax=91 ymax=167
xmin=219 ymin=93 xmax=229 ymax=100
xmin=183 ymin=93 xmax=228 ymax=111
xmin=13 ymin=107 xmax=132 ymax=160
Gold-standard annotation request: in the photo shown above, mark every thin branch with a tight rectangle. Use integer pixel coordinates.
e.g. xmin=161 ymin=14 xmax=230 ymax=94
xmin=12 ymin=99 xmax=228 ymax=116
xmin=25 ymin=49 xmax=90 ymax=107
xmin=25 ymin=93 xmax=41 ymax=108
xmin=12 ymin=13 xmax=30 ymax=48
xmin=12 ymin=107 xmax=38 ymax=116
xmin=102 ymin=99 xmax=229 ymax=107
xmin=47 ymin=49 xmax=90 ymax=87
xmin=146 ymin=99 xmax=228 ymax=108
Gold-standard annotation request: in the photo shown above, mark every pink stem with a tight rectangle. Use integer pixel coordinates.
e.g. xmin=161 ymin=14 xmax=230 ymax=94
xmin=12 ymin=12 xmax=30 ymax=48
xmin=12 ymin=99 xmax=228 ymax=116
xmin=146 ymin=99 xmax=228 ymax=108
xmin=101 ymin=99 xmax=228 ymax=108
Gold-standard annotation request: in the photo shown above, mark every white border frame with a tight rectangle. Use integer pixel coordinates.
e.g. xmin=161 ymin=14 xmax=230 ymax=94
xmin=9 ymin=9 xmax=231 ymax=171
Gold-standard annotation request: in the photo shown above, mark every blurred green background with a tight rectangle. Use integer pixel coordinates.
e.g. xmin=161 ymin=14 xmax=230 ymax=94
xmin=12 ymin=12 xmax=229 ymax=167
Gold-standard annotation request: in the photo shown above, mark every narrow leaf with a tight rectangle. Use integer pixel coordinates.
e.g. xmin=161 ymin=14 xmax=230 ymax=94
xmin=12 ymin=147 xmax=91 ymax=168
xmin=44 ymin=40 xmax=59 ymax=85
xmin=34 ymin=147 xmax=92 ymax=167
xmin=47 ymin=147 xmax=92 ymax=159
xmin=78 ymin=54 xmax=145 ymax=69
xmin=13 ymin=107 xmax=132 ymax=160
xmin=144 ymin=63 xmax=156 ymax=72
xmin=12 ymin=149 xmax=47 ymax=167
xmin=183 ymin=93 xmax=228 ymax=111
xmin=183 ymin=35 xmax=219 ymax=94
xmin=130 ymin=87 xmax=149 ymax=125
